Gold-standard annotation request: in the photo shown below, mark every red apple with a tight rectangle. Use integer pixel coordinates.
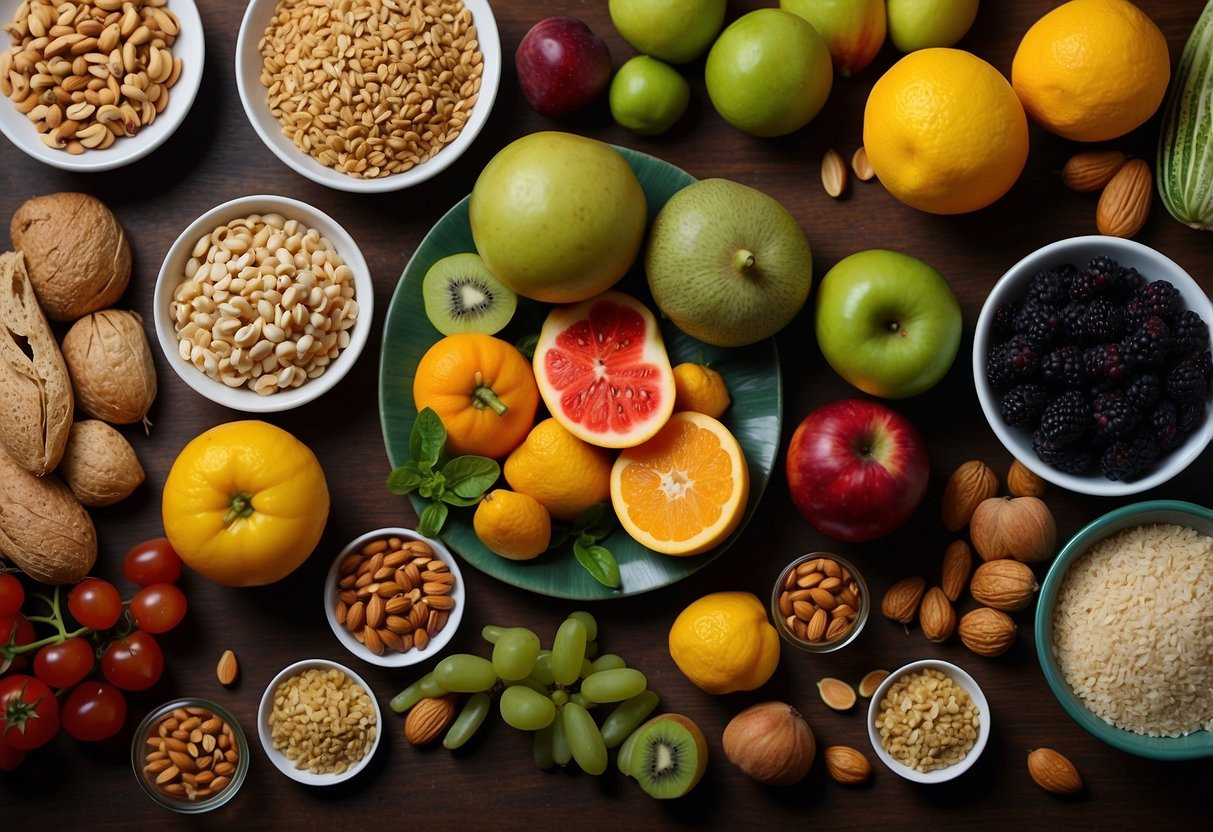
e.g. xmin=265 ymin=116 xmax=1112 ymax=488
xmin=516 ymin=17 xmax=612 ymax=117
xmin=786 ymin=399 xmax=929 ymax=542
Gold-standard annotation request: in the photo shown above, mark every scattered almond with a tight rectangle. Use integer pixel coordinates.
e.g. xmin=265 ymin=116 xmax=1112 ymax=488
xmin=1027 ymin=747 xmax=1083 ymax=795
xmin=880 ymin=576 xmax=926 ymax=625
xmin=941 ymin=460 xmax=999 ymax=532
xmin=1061 ymin=150 xmax=1126 ymax=192
xmin=822 ymin=148 xmax=848 ymax=198
xmin=824 ymin=745 xmax=872 ymax=785
xmin=941 ymin=539 xmax=973 ymax=602
xmin=1007 ymin=459 xmax=1047 ymax=497
xmin=857 ymin=669 xmax=889 ymax=699
xmin=216 ymin=650 xmax=238 ymax=687
xmin=404 ymin=695 xmax=458 ymax=746
xmin=919 ymin=587 xmax=957 ymax=643
xmin=1096 ymin=158 xmax=1152 ymax=238
xmin=817 ymin=677 xmax=857 ymax=711
xmin=851 ymin=146 xmax=875 ymax=181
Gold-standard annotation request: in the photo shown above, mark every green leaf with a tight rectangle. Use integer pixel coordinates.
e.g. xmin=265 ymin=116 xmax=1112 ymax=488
xmin=440 ymin=493 xmax=482 ymax=508
xmin=442 ymin=456 xmax=501 ymax=499
xmin=411 ymin=407 xmax=447 ymax=466
xmin=573 ymin=540 xmax=620 ymax=589
xmin=418 ymin=471 xmax=445 ymax=501
xmin=547 ymin=523 xmax=572 ymax=551
xmin=417 ymin=501 xmax=449 ymax=539
xmin=572 ymin=503 xmax=615 ymax=541
xmin=515 ymin=332 xmax=540 ymax=360
xmin=386 ymin=461 xmax=426 ymax=494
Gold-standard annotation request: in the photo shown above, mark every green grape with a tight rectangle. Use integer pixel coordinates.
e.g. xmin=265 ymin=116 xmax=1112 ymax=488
xmin=551 ymin=709 xmax=572 ymax=766
xmin=491 ymin=626 xmax=541 ymax=681
xmin=600 ymin=690 xmax=659 ymax=748
xmin=511 ymin=675 xmax=549 ymax=696
xmin=579 ymin=658 xmax=594 ymax=679
xmin=590 ymin=653 xmax=627 ymax=673
xmin=584 ymin=640 xmax=599 ymax=660
xmin=567 ymin=610 xmax=598 ymax=641
xmin=433 ymin=653 xmax=498 ymax=693
xmin=443 ymin=692 xmax=491 ymax=750
xmin=533 ymin=723 xmax=555 ymax=770
xmin=389 ymin=672 xmax=445 ymax=713
xmin=531 ymin=652 xmax=555 ymax=686
xmin=570 ymin=692 xmax=593 ymax=709
xmin=550 ymin=688 xmax=569 ymax=707
xmin=500 ymin=684 xmax=557 ymax=731
xmin=550 ymin=618 xmax=587 ymax=686
xmin=581 ymin=668 xmax=647 ymax=704
xmin=562 ymin=701 xmax=607 ymax=775
xmin=481 ymin=624 xmax=506 ymax=644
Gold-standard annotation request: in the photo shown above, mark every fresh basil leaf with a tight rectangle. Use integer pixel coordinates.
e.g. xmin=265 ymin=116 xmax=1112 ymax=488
xmin=442 ymin=455 xmax=501 ymax=499
xmin=573 ymin=540 xmax=621 ymax=589
xmin=515 ymin=332 xmax=540 ymax=360
xmin=411 ymin=407 xmax=447 ymax=466
xmin=572 ymin=503 xmax=615 ymax=540
xmin=417 ymin=501 xmax=449 ymax=538
xmin=386 ymin=461 xmax=425 ymax=494
xmin=440 ymin=493 xmax=481 ymax=508
xmin=418 ymin=471 xmax=445 ymax=501
xmin=547 ymin=523 xmax=572 ymax=551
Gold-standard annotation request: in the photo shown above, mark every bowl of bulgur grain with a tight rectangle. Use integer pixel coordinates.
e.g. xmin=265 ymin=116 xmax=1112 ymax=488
xmin=1036 ymin=500 xmax=1213 ymax=760
xmin=234 ymin=0 xmax=500 ymax=193
xmin=257 ymin=658 xmax=383 ymax=785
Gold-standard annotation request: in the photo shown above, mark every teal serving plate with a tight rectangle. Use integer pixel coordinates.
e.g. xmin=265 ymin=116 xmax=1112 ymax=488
xmin=378 ymin=147 xmax=782 ymax=600
xmin=1035 ymin=500 xmax=1213 ymax=760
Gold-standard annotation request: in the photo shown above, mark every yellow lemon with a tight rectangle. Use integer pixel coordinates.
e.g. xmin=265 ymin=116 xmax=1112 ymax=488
xmin=503 ymin=418 xmax=614 ymax=522
xmin=863 ymin=48 xmax=1029 ymax=215
xmin=668 ymin=591 xmax=780 ymax=694
xmin=672 ymin=363 xmax=731 ymax=419
xmin=1011 ymin=0 xmax=1169 ymax=142
xmin=473 ymin=489 xmax=551 ymax=560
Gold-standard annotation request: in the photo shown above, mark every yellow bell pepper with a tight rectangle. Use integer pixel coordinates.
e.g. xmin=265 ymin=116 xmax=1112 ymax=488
xmin=162 ymin=420 xmax=329 ymax=587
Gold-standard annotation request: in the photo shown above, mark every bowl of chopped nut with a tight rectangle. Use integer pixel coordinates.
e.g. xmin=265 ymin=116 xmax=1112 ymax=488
xmin=153 ymin=193 xmax=373 ymax=412
xmin=234 ymin=0 xmax=501 ymax=193
xmin=257 ymin=658 xmax=382 ymax=786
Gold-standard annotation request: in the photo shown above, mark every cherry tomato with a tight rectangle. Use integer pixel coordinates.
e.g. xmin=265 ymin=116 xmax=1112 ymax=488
xmin=0 ymin=742 xmax=24 ymax=772
xmin=129 ymin=584 xmax=187 ymax=634
xmin=32 ymin=638 xmax=95 ymax=689
xmin=0 ymin=575 xmax=23 ymax=617
xmin=67 ymin=579 xmax=122 ymax=630
xmin=101 ymin=631 xmax=163 ymax=691
xmin=0 ymin=675 xmax=59 ymax=750
xmin=123 ymin=538 xmax=182 ymax=586
xmin=0 ymin=614 xmax=35 ymax=672
xmin=61 ymin=682 xmax=126 ymax=742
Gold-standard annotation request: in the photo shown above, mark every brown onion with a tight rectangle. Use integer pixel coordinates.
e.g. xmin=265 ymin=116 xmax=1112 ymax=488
xmin=722 ymin=701 xmax=816 ymax=785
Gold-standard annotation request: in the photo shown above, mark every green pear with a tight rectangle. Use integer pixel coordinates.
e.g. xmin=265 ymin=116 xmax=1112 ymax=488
xmin=645 ymin=179 xmax=813 ymax=348
xmin=887 ymin=0 xmax=979 ymax=52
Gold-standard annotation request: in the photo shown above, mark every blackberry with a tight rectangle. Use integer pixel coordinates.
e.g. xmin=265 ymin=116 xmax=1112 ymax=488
xmin=1080 ymin=297 xmax=1125 ymax=344
xmin=999 ymin=383 xmax=1050 ymax=428
xmin=991 ymin=302 xmax=1020 ymax=340
xmin=1032 ymin=432 xmax=1093 ymax=475
xmin=1040 ymin=345 xmax=1086 ymax=388
xmin=1122 ymin=316 xmax=1173 ymax=369
xmin=1014 ymin=303 xmax=1062 ymax=348
xmin=1129 ymin=280 xmax=1181 ymax=327
xmin=1173 ymin=309 xmax=1210 ymax=355
xmin=1151 ymin=400 xmax=1181 ymax=451
xmin=1084 ymin=343 xmax=1129 ymax=385
xmin=1027 ymin=267 xmax=1072 ymax=309
xmin=1036 ymin=389 xmax=1089 ymax=446
xmin=1090 ymin=390 xmax=1138 ymax=444
xmin=1060 ymin=301 xmax=1088 ymax=342
xmin=1114 ymin=265 xmax=1147 ymax=299
xmin=1003 ymin=334 xmax=1040 ymax=381
xmin=1070 ymin=256 xmax=1120 ymax=302
xmin=1167 ymin=355 xmax=1213 ymax=403
xmin=1178 ymin=399 xmax=1207 ymax=434
xmin=1124 ymin=373 xmax=1162 ymax=415
xmin=1100 ymin=432 xmax=1160 ymax=481
xmin=985 ymin=342 xmax=1015 ymax=390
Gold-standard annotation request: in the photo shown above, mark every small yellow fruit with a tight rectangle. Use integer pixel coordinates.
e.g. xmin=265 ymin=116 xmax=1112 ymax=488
xmin=472 ymin=489 xmax=551 ymax=560
xmin=668 ymin=591 xmax=780 ymax=694
xmin=504 ymin=418 xmax=613 ymax=521
xmin=671 ymin=362 xmax=731 ymax=418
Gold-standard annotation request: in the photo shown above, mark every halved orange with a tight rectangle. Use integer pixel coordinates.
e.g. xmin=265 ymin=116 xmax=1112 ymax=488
xmin=610 ymin=412 xmax=749 ymax=556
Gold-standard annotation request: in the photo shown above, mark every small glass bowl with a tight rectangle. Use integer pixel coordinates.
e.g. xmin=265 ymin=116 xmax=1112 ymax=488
xmin=771 ymin=552 xmax=870 ymax=653
xmin=132 ymin=698 xmax=249 ymax=813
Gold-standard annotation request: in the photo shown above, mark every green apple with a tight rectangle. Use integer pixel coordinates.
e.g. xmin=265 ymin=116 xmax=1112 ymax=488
xmin=886 ymin=0 xmax=979 ymax=52
xmin=704 ymin=9 xmax=833 ymax=138
xmin=814 ymin=249 xmax=962 ymax=398
xmin=469 ymin=132 xmax=647 ymax=304
xmin=609 ymin=56 xmax=690 ymax=136
xmin=608 ymin=0 xmax=726 ymax=64
xmin=780 ymin=0 xmax=887 ymax=77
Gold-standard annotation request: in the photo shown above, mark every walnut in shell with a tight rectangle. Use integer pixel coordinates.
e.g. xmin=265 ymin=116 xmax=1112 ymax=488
xmin=8 ymin=193 xmax=132 ymax=322
xmin=61 ymin=310 xmax=157 ymax=426
xmin=0 ymin=448 xmax=96 ymax=584
xmin=58 ymin=420 xmax=145 ymax=507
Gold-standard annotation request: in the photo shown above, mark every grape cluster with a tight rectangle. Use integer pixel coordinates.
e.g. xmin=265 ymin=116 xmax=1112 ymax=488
xmin=390 ymin=611 xmax=659 ymax=774
xmin=986 ymin=257 xmax=1212 ymax=481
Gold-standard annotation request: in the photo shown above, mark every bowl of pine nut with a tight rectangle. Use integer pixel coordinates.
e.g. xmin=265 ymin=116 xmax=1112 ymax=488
xmin=153 ymin=193 xmax=374 ymax=412
xmin=0 ymin=0 xmax=204 ymax=172
xmin=234 ymin=0 xmax=500 ymax=193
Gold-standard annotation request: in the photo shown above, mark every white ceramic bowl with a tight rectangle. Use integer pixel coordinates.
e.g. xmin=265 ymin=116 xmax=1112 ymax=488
xmin=257 ymin=658 xmax=383 ymax=786
xmin=867 ymin=659 xmax=991 ymax=784
xmin=234 ymin=0 xmax=501 ymax=193
xmin=974 ymin=236 xmax=1213 ymax=496
xmin=324 ymin=528 xmax=465 ymax=668
xmin=0 ymin=0 xmax=204 ymax=172
xmin=153 ymin=194 xmax=373 ymax=412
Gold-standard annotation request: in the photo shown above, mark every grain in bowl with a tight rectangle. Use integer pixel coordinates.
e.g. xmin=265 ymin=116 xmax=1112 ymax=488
xmin=267 ymin=664 xmax=377 ymax=776
xmin=874 ymin=666 xmax=981 ymax=773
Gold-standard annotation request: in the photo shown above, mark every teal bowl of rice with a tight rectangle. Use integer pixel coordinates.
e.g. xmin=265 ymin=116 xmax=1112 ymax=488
xmin=1036 ymin=500 xmax=1213 ymax=760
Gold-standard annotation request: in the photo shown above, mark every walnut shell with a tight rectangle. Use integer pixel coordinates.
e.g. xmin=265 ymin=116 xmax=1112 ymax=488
xmin=0 ymin=251 xmax=73 ymax=475
xmin=0 ymin=448 xmax=96 ymax=584
xmin=58 ymin=420 xmax=145 ymax=507
xmin=9 ymin=193 xmax=132 ymax=322
xmin=969 ymin=496 xmax=1057 ymax=563
xmin=958 ymin=607 xmax=1017 ymax=657
xmin=969 ymin=559 xmax=1039 ymax=612
xmin=61 ymin=309 xmax=157 ymax=425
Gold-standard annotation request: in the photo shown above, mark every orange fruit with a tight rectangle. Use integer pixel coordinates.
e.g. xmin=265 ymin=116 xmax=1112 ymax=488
xmin=668 ymin=591 xmax=780 ymax=694
xmin=1011 ymin=0 xmax=1169 ymax=143
xmin=504 ymin=418 xmax=614 ymax=521
xmin=672 ymin=363 xmax=731 ymax=419
xmin=609 ymin=411 xmax=749 ymax=556
xmin=473 ymin=489 xmax=551 ymax=560
xmin=863 ymin=48 xmax=1029 ymax=215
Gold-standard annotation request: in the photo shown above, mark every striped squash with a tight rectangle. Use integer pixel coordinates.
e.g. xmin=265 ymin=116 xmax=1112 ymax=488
xmin=1158 ymin=0 xmax=1213 ymax=230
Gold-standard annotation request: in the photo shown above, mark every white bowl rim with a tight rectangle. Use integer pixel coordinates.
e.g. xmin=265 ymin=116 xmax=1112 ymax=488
xmin=257 ymin=658 xmax=383 ymax=785
xmin=973 ymin=235 xmax=1213 ymax=497
xmin=233 ymin=0 xmax=501 ymax=193
xmin=867 ymin=658 xmax=991 ymax=784
xmin=322 ymin=527 xmax=465 ymax=667
xmin=0 ymin=0 xmax=205 ymax=172
xmin=152 ymin=193 xmax=373 ymax=413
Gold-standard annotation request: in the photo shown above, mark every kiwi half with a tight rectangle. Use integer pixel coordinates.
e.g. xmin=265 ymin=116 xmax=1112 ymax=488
xmin=422 ymin=252 xmax=517 ymax=336
xmin=623 ymin=713 xmax=708 ymax=799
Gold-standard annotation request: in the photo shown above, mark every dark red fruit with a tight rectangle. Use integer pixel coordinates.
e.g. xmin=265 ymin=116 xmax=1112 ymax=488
xmin=515 ymin=16 xmax=611 ymax=117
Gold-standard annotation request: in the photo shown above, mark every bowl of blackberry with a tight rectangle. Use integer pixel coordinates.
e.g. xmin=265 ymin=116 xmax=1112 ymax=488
xmin=974 ymin=236 xmax=1213 ymax=496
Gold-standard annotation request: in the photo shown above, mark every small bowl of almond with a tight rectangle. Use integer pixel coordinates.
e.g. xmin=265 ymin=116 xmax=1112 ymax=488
xmin=770 ymin=552 xmax=869 ymax=653
xmin=323 ymin=527 xmax=465 ymax=668
xmin=132 ymin=698 xmax=249 ymax=813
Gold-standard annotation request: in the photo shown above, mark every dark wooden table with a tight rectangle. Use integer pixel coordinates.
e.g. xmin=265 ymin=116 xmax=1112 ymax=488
xmin=2 ymin=0 xmax=1211 ymax=827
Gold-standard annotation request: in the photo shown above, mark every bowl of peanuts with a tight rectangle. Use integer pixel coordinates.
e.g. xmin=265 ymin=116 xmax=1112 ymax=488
xmin=0 ymin=0 xmax=204 ymax=172
xmin=324 ymin=527 xmax=465 ymax=668
xmin=153 ymin=193 xmax=373 ymax=412
xmin=234 ymin=0 xmax=500 ymax=193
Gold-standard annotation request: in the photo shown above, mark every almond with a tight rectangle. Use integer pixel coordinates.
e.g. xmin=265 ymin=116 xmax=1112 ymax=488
xmin=215 ymin=650 xmax=238 ymax=686
xmin=1097 ymin=158 xmax=1152 ymax=238
xmin=822 ymin=148 xmax=848 ymax=198
xmin=941 ymin=539 xmax=973 ymax=602
xmin=919 ymin=587 xmax=957 ymax=643
xmin=1061 ymin=150 xmax=1126 ymax=192
xmin=1007 ymin=459 xmax=1047 ymax=497
xmin=817 ymin=677 xmax=857 ymax=711
xmin=851 ymin=146 xmax=875 ymax=181
xmin=404 ymin=695 xmax=458 ymax=746
xmin=857 ymin=669 xmax=889 ymax=699
xmin=824 ymin=745 xmax=872 ymax=785
xmin=941 ymin=460 xmax=999 ymax=532
xmin=958 ymin=607 xmax=1017 ymax=657
xmin=1027 ymin=747 xmax=1083 ymax=795
xmin=970 ymin=559 xmax=1039 ymax=612
xmin=881 ymin=576 xmax=926 ymax=624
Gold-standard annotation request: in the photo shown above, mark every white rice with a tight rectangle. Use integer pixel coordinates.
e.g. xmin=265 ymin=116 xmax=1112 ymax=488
xmin=1051 ymin=522 xmax=1213 ymax=737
